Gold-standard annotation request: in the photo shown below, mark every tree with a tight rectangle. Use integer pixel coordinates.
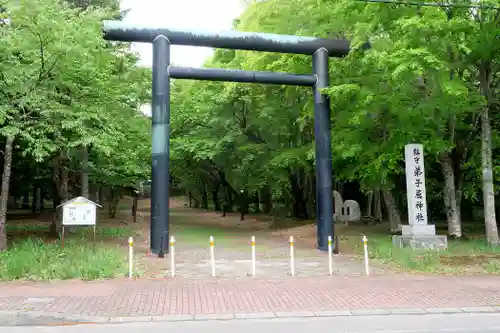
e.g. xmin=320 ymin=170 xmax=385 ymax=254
xmin=169 ymin=0 xmax=500 ymax=245
xmin=0 ymin=0 xmax=151 ymax=249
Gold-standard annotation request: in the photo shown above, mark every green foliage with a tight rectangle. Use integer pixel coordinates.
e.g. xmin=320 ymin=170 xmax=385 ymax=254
xmin=345 ymin=233 xmax=500 ymax=274
xmin=0 ymin=0 xmax=151 ymax=189
xmin=6 ymin=224 xmax=133 ymax=237
xmin=0 ymin=238 xmax=126 ymax=280
xmin=2 ymin=0 xmax=500 ymax=258
xmin=0 ymin=0 xmax=151 ymax=252
xmin=168 ymin=0 xmax=500 ymax=229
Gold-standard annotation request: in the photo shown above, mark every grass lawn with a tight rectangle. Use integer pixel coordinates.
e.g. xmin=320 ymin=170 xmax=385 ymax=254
xmin=0 ymin=238 xmax=127 ymax=281
xmin=171 ymin=224 xmax=253 ymax=247
xmin=340 ymin=231 xmax=500 ymax=274
xmin=0 ymin=224 xmax=132 ymax=281
xmin=6 ymin=224 xmax=134 ymax=238
xmin=169 ymin=210 xmax=274 ymax=251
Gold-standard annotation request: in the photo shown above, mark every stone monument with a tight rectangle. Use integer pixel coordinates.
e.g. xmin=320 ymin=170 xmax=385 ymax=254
xmin=392 ymin=144 xmax=447 ymax=250
xmin=340 ymin=200 xmax=361 ymax=223
xmin=332 ymin=190 xmax=343 ymax=221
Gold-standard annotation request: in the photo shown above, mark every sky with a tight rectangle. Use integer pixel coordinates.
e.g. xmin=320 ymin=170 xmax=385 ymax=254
xmin=120 ymin=0 xmax=248 ymax=68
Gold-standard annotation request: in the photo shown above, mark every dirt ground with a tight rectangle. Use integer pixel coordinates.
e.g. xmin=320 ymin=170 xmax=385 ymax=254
xmin=133 ymin=197 xmax=396 ymax=278
xmin=5 ymin=196 xmax=395 ymax=279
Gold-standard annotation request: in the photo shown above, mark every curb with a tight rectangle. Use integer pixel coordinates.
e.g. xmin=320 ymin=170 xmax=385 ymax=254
xmin=1 ymin=306 xmax=500 ymax=326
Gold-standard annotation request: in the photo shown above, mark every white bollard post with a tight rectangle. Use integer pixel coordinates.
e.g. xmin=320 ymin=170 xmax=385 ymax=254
xmin=210 ymin=236 xmax=216 ymax=277
xmin=328 ymin=235 xmax=333 ymax=276
xmin=289 ymin=236 xmax=295 ymax=277
xmin=251 ymin=236 xmax=256 ymax=277
xmin=170 ymin=236 xmax=176 ymax=277
xmin=362 ymin=235 xmax=370 ymax=276
xmin=128 ymin=237 xmax=133 ymax=279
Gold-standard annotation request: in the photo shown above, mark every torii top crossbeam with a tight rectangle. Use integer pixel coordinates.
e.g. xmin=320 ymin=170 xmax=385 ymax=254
xmin=102 ymin=20 xmax=351 ymax=57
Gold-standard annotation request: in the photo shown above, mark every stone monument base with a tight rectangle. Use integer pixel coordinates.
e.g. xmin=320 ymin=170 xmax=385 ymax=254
xmin=392 ymin=234 xmax=448 ymax=250
xmin=401 ymin=224 xmax=436 ymax=236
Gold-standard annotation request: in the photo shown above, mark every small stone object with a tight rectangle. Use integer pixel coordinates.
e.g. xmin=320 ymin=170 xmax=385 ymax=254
xmin=332 ymin=190 xmax=343 ymax=220
xmin=341 ymin=200 xmax=361 ymax=222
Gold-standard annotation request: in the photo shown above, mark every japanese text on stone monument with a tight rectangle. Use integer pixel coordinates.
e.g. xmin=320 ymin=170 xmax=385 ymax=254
xmin=404 ymin=144 xmax=428 ymax=225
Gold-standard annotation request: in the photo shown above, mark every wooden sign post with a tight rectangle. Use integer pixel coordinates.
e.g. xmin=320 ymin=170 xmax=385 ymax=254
xmin=58 ymin=196 xmax=102 ymax=248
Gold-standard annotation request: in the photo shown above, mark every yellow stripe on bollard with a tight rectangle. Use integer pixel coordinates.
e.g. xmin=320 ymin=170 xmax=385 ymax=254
xmin=128 ymin=237 xmax=134 ymax=279
xmin=289 ymin=236 xmax=295 ymax=277
xmin=251 ymin=236 xmax=256 ymax=276
xmin=327 ymin=235 xmax=333 ymax=276
xmin=209 ymin=236 xmax=216 ymax=277
xmin=170 ymin=236 xmax=176 ymax=277
xmin=362 ymin=235 xmax=369 ymax=276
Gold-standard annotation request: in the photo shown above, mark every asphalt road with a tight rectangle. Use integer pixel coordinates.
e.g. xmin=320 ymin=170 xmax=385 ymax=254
xmin=5 ymin=313 xmax=500 ymax=333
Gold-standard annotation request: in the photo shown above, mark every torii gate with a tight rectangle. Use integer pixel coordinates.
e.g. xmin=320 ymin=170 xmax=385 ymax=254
xmin=103 ymin=20 xmax=353 ymax=255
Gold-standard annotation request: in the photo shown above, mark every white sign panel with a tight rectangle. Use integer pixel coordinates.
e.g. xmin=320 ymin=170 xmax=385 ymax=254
xmin=62 ymin=202 xmax=96 ymax=226
xmin=404 ymin=144 xmax=428 ymax=226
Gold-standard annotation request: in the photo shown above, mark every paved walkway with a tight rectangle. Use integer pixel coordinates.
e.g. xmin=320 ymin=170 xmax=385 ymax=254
xmin=138 ymin=251 xmax=389 ymax=279
xmin=1 ymin=275 xmax=500 ymax=320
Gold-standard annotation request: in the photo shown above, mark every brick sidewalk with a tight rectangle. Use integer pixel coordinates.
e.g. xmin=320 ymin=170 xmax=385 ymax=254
xmin=1 ymin=275 xmax=500 ymax=318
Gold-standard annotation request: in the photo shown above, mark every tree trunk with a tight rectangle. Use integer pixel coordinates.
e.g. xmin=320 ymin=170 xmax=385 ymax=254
xmin=271 ymin=201 xmax=278 ymax=224
xmin=212 ymin=185 xmax=221 ymax=212
xmin=31 ymin=185 xmax=37 ymax=213
xmin=252 ymin=192 xmax=260 ymax=213
xmin=108 ymin=187 xmax=121 ymax=218
xmin=192 ymin=195 xmax=199 ymax=208
xmin=221 ymin=184 xmax=234 ymax=213
xmin=226 ymin=187 xmax=234 ymax=212
xmin=374 ymin=190 xmax=382 ymax=224
xmin=365 ymin=191 xmax=373 ymax=217
xmin=479 ymin=64 xmax=499 ymax=245
xmin=31 ymin=186 xmax=41 ymax=214
xmin=261 ymin=186 xmax=272 ymax=214
xmin=132 ymin=193 xmax=138 ymax=223
xmin=201 ymin=185 xmax=209 ymax=209
xmin=40 ymin=186 xmax=45 ymax=210
xmin=22 ymin=191 xmax=30 ymax=209
xmin=0 ymin=136 xmax=14 ymax=251
xmin=439 ymin=152 xmax=462 ymax=238
xmin=382 ymin=189 xmax=402 ymax=233
xmin=239 ymin=190 xmax=248 ymax=221
xmin=50 ymin=152 xmax=69 ymax=237
xmin=51 ymin=172 xmax=60 ymax=213
xmin=289 ymin=170 xmax=308 ymax=219
xmin=80 ymin=146 xmax=89 ymax=198
xmin=60 ymin=157 xmax=69 ymax=202
xmin=8 ymin=196 xmax=16 ymax=210
xmin=36 ymin=187 xmax=42 ymax=212
xmin=97 ymin=186 xmax=103 ymax=204
xmin=60 ymin=152 xmax=71 ymax=232
xmin=456 ymin=172 xmax=463 ymax=229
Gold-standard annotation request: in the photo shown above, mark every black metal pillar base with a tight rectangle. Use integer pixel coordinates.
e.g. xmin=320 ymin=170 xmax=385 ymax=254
xmin=313 ymin=47 xmax=334 ymax=251
xmin=151 ymin=35 xmax=171 ymax=256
